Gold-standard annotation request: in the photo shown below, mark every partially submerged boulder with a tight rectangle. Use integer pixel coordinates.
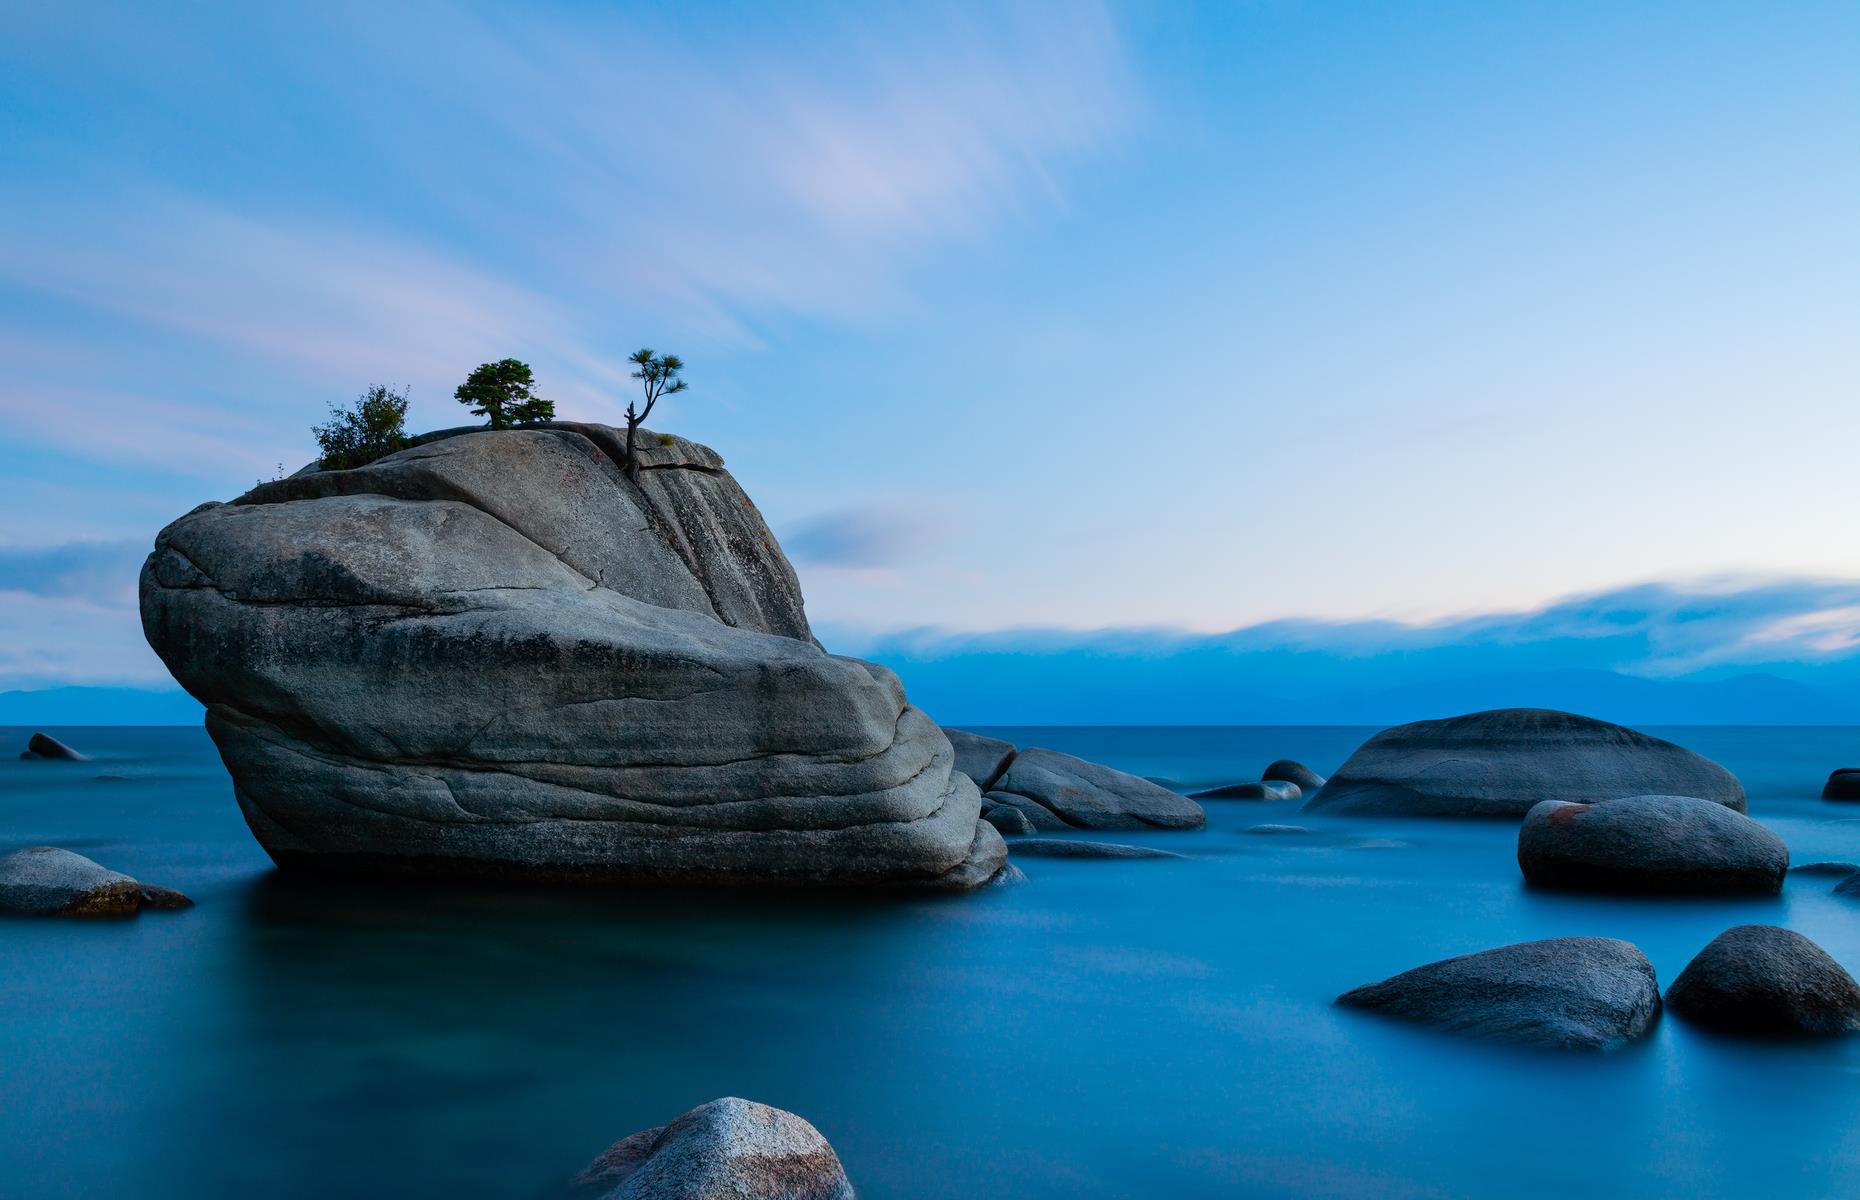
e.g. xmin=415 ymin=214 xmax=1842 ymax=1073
xmin=1262 ymin=759 xmax=1326 ymax=791
xmin=1517 ymin=795 xmax=1787 ymax=895
xmin=982 ymin=791 xmax=1068 ymax=831
xmin=1666 ymin=925 xmax=1860 ymax=1035
xmin=0 ymin=847 xmax=191 ymax=917
xmin=981 ymin=805 xmax=1034 ymax=837
xmin=1305 ymin=708 xmax=1744 ymax=818
xmin=138 ymin=424 xmax=1003 ymax=890
xmin=1793 ymin=861 xmax=1860 ymax=880
xmin=20 ymin=732 xmax=87 ymax=761
xmin=1190 ymin=780 xmax=1299 ymax=802
xmin=1246 ymin=824 xmax=1310 ymax=835
xmin=942 ymin=728 xmax=1016 ymax=791
xmin=573 ymin=1096 xmax=853 ymax=1200
xmin=1336 ymin=937 xmax=1661 ymax=1050
xmin=988 ymin=748 xmax=1205 ymax=831
xmin=1822 ymin=768 xmax=1860 ymax=801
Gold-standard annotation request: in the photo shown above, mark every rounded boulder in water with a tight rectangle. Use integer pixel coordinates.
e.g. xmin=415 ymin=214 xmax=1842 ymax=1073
xmin=1666 ymin=925 xmax=1860 ymax=1035
xmin=1190 ymin=780 xmax=1299 ymax=801
xmin=1822 ymin=769 xmax=1860 ymax=801
xmin=1262 ymin=759 xmax=1326 ymax=791
xmin=1517 ymin=794 xmax=1787 ymax=895
xmin=1336 ymin=936 xmax=1661 ymax=1051
xmin=1305 ymin=708 xmax=1745 ymax=817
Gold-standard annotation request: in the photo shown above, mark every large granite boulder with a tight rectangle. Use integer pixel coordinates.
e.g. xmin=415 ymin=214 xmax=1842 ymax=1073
xmin=0 ymin=847 xmax=191 ymax=916
xmin=138 ymin=424 xmax=1003 ymax=890
xmin=573 ymin=1097 xmax=853 ymax=1200
xmin=1517 ymin=795 xmax=1788 ymax=895
xmin=1336 ymin=937 xmax=1661 ymax=1050
xmin=942 ymin=728 xmax=1016 ymax=791
xmin=1262 ymin=759 xmax=1325 ymax=791
xmin=988 ymin=747 xmax=1205 ymax=831
xmin=1305 ymin=708 xmax=1744 ymax=818
xmin=1666 ymin=925 xmax=1860 ymax=1035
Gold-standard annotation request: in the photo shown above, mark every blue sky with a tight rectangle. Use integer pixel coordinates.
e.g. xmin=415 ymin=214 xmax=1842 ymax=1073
xmin=3 ymin=2 xmax=1859 ymax=711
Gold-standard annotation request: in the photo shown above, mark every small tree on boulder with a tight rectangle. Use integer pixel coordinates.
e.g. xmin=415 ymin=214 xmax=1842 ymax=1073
xmin=454 ymin=358 xmax=553 ymax=429
xmin=623 ymin=348 xmax=687 ymax=480
xmin=313 ymin=384 xmax=411 ymax=470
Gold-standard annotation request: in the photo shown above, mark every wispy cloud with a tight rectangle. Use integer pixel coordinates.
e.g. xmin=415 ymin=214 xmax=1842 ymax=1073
xmin=0 ymin=540 xmax=145 ymax=606
xmin=785 ymin=505 xmax=953 ymax=568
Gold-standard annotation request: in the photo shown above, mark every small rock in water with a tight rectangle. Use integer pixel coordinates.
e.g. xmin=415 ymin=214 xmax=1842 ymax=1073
xmin=1336 ymin=936 xmax=1661 ymax=1051
xmin=1516 ymin=794 xmax=1788 ymax=896
xmin=983 ymin=805 xmax=1035 ymax=837
xmin=983 ymin=791 xmax=1069 ymax=831
xmin=1190 ymin=781 xmax=1300 ymax=802
xmin=0 ymin=847 xmax=192 ymax=917
xmin=1007 ymin=839 xmax=1185 ymax=860
xmin=1262 ymin=759 xmax=1327 ymax=791
xmin=1666 ymin=925 xmax=1860 ymax=1035
xmin=1791 ymin=861 xmax=1860 ymax=879
xmin=22 ymin=732 xmax=87 ymax=762
xmin=1247 ymin=824 xmax=1310 ymax=835
xmin=573 ymin=1096 xmax=854 ymax=1200
xmin=1822 ymin=768 xmax=1860 ymax=801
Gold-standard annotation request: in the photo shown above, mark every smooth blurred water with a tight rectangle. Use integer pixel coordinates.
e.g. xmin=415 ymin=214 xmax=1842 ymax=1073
xmin=5 ymin=724 xmax=1860 ymax=1199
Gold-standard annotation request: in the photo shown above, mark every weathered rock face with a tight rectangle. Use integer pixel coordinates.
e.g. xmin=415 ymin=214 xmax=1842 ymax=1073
xmin=1517 ymin=795 xmax=1788 ymax=895
xmin=139 ymin=424 xmax=1002 ymax=890
xmin=0 ymin=847 xmax=191 ymax=916
xmin=988 ymin=747 xmax=1205 ymax=831
xmin=1305 ymin=708 xmax=1745 ymax=818
xmin=574 ymin=1097 xmax=854 ymax=1200
xmin=1666 ymin=925 xmax=1860 ymax=1035
xmin=1336 ymin=937 xmax=1661 ymax=1050
xmin=1262 ymin=759 xmax=1325 ymax=791
xmin=942 ymin=727 xmax=1016 ymax=791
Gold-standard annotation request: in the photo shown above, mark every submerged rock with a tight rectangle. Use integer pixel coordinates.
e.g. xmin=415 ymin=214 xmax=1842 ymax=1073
xmin=1517 ymin=795 xmax=1787 ymax=895
xmin=0 ymin=847 xmax=192 ymax=917
xmin=1822 ymin=769 xmax=1860 ymax=801
xmin=983 ymin=791 xmax=1069 ymax=831
xmin=573 ymin=1096 xmax=853 ymax=1200
xmin=138 ymin=424 xmax=1002 ymax=890
xmin=942 ymin=728 xmax=1017 ymax=791
xmin=1262 ymin=759 xmax=1326 ymax=791
xmin=21 ymin=732 xmax=87 ymax=761
xmin=1006 ymin=839 xmax=1185 ymax=860
xmin=1666 ymin=925 xmax=1860 ymax=1035
xmin=1792 ymin=861 xmax=1860 ymax=880
xmin=989 ymin=748 xmax=1205 ymax=831
xmin=1305 ymin=708 xmax=1744 ymax=818
xmin=1336 ymin=937 xmax=1661 ymax=1050
xmin=1190 ymin=780 xmax=1300 ymax=802
xmin=1246 ymin=824 xmax=1310 ymax=835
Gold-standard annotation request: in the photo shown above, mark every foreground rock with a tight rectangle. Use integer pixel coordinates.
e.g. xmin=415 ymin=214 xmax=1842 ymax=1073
xmin=20 ymin=732 xmax=87 ymax=761
xmin=1306 ymin=708 xmax=1744 ymax=818
xmin=0 ymin=847 xmax=191 ymax=917
xmin=1336 ymin=937 xmax=1660 ymax=1050
xmin=988 ymin=747 xmax=1204 ymax=831
xmin=942 ymin=728 xmax=1016 ymax=791
xmin=574 ymin=1097 xmax=853 ymax=1200
xmin=1190 ymin=780 xmax=1299 ymax=802
xmin=1006 ymin=839 xmax=1184 ymax=860
xmin=1517 ymin=795 xmax=1787 ymax=895
xmin=139 ymin=424 xmax=1003 ymax=890
xmin=1262 ymin=759 xmax=1326 ymax=791
xmin=1666 ymin=925 xmax=1860 ymax=1035
xmin=1822 ymin=769 xmax=1860 ymax=801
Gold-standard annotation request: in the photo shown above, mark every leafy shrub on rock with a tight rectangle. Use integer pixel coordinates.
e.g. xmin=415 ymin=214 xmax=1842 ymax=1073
xmin=313 ymin=385 xmax=411 ymax=470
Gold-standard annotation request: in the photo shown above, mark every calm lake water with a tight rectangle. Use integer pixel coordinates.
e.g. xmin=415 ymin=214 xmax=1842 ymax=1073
xmin=6 ymin=724 xmax=1860 ymax=1198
